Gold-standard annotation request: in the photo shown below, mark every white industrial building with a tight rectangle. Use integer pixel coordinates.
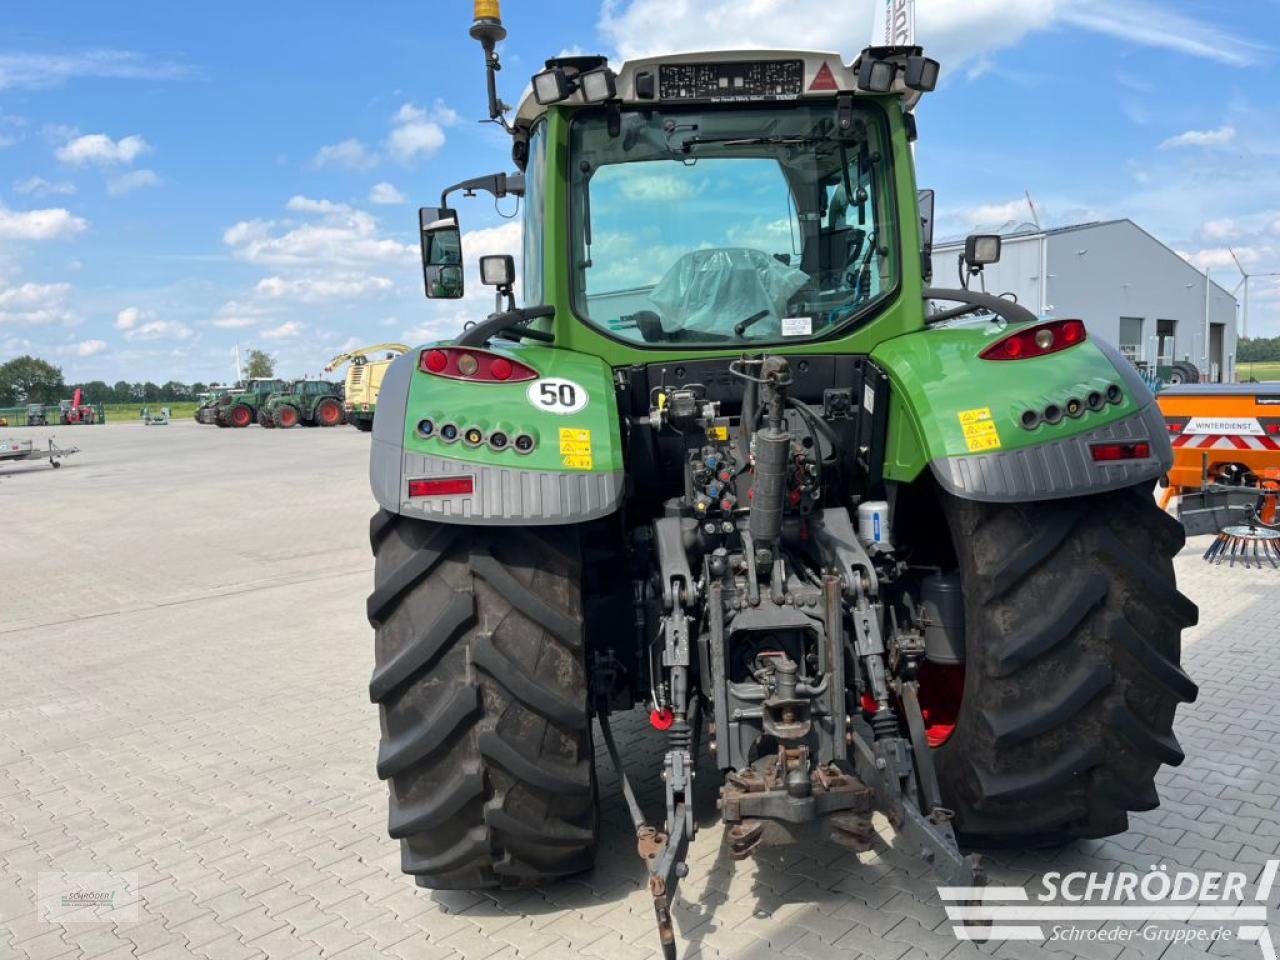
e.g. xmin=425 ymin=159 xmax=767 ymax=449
xmin=931 ymin=219 xmax=1239 ymax=382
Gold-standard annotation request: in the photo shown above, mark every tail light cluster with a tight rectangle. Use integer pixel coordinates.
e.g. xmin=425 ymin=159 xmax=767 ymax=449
xmin=419 ymin=347 xmax=537 ymax=383
xmin=980 ymin=319 xmax=1087 ymax=361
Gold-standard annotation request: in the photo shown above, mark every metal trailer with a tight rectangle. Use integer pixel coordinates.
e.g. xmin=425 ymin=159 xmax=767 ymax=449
xmin=0 ymin=438 xmax=79 ymax=470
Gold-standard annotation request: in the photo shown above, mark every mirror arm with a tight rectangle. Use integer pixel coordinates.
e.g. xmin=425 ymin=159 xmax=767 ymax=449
xmin=454 ymin=305 xmax=556 ymax=348
xmin=923 ymin=288 xmax=1038 ymax=327
xmin=440 ymin=171 xmax=526 ymax=208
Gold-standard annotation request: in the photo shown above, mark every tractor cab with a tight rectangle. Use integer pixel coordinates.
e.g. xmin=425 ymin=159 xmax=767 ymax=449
xmin=419 ymin=45 xmax=941 ymax=362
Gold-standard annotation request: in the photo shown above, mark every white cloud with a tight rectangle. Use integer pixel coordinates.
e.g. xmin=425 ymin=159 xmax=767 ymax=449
xmin=56 ymin=132 xmax=150 ymax=166
xmin=619 ymin=173 xmax=700 ymax=202
xmin=74 ymin=338 xmax=107 ymax=357
xmin=107 ymin=169 xmax=159 ymax=196
xmin=0 ymin=281 xmax=74 ymax=325
xmin=0 ymin=205 xmax=88 ymax=240
xmin=0 ymin=50 xmax=191 ymax=90
xmin=261 ymin=320 xmax=305 ymax=340
xmin=1202 ymin=218 xmax=1238 ymax=241
xmin=254 ymin=273 xmax=394 ymax=302
xmin=369 ymin=181 xmax=406 ymax=205
xmin=599 ymin=0 xmax=1263 ymax=72
xmin=386 ymin=103 xmax=447 ymax=164
xmin=124 ymin=319 xmax=192 ymax=341
xmin=14 ymin=176 xmax=76 ymax=197
xmin=284 ymin=195 xmax=348 ymax=215
xmin=311 ymin=138 xmax=378 ymax=170
xmin=224 ymin=197 xmax=414 ymax=267
xmin=1160 ymin=126 xmax=1237 ymax=150
xmin=115 ymin=305 xmax=189 ymax=340
xmin=212 ymin=315 xmax=258 ymax=329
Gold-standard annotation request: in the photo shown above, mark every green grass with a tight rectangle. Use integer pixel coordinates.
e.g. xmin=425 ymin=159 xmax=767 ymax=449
xmin=1237 ymin=362 xmax=1280 ymax=382
xmin=102 ymin=402 xmax=200 ymax=421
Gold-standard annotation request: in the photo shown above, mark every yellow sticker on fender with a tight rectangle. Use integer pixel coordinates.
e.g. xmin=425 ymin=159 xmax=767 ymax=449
xmin=559 ymin=428 xmax=593 ymax=470
xmin=957 ymin=407 xmax=1002 ymax=452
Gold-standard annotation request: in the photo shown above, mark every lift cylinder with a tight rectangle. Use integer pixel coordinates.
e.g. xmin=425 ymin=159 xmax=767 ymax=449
xmin=748 ymin=429 xmax=790 ymax=551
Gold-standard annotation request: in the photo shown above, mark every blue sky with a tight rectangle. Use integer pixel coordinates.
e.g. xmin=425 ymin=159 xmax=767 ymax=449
xmin=2 ymin=0 xmax=1278 ymax=383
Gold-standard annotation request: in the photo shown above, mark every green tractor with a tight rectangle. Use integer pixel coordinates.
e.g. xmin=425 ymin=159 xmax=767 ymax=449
xmin=366 ymin=6 xmax=1197 ymax=955
xmin=258 ymin=379 xmax=346 ymax=429
xmin=207 ymin=379 xmax=287 ymax=428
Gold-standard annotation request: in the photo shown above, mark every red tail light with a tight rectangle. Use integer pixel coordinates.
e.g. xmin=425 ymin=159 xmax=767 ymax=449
xmin=1165 ymin=420 xmax=1186 ymax=434
xmin=1090 ymin=442 xmax=1151 ymax=462
xmin=980 ymin=319 xmax=1087 ymax=361
xmin=408 ymin=476 xmax=475 ymax=498
xmin=418 ymin=348 xmax=537 ymax=383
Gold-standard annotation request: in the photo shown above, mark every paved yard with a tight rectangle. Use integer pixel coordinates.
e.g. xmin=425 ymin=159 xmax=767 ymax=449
xmin=1 ymin=420 xmax=1276 ymax=960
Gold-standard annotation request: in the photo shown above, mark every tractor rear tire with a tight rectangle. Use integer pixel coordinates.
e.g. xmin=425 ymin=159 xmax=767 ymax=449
xmin=354 ymin=417 xmax=373 ymax=432
xmin=367 ymin=512 xmax=597 ymax=889
xmin=316 ymin=399 xmax=344 ymax=427
xmin=259 ymin=409 xmax=276 ymax=428
xmin=228 ymin=404 xmax=253 ymax=428
xmin=273 ymin=405 xmax=300 ymax=429
xmin=931 ymin=483 xmax=1199 ymax=846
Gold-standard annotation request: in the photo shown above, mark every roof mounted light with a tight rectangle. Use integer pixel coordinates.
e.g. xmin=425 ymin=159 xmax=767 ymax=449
xmin=857 ymin=56 xmax=896 ymax=93
xmin=532 ymin=67 xmax=575 ymax=105
xmin=904 ymin=55 xmax=940 ymax=92
xmin=579 ymin=67 xmax=617 ymax=102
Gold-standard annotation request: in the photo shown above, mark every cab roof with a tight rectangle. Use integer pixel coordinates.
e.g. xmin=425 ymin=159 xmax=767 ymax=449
xmin=514 ymin=48 xmax=924 ymax=127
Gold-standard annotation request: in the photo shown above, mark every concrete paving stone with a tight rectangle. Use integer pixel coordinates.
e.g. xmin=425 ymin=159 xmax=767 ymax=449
xmin=4 ymin=425 xmax=1278 ymax=960
xmin=246 ymin=923 xmax=317 ymax=959
xmin=194 ymin=932 xmax=269 ymax=960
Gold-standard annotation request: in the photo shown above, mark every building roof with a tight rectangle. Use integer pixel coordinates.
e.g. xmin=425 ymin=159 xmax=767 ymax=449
xmin=934 ymin=217 xmax=1238 ymax=301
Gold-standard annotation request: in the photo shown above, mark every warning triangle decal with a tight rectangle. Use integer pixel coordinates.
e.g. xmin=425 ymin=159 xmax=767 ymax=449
xmin=809 ymin=62 xmax=838 ymax=91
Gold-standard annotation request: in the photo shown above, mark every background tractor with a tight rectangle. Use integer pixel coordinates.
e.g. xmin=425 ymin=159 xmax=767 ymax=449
xmin=365 ymin=6 xmax=1198 ymax=956
xmin=58 ymin=388 xmax=97 ymax=425
xmin=325 ymin=343 xmax=408 ymax=432
xmin=210 ymin=378 xmax=287 ymax=428
xmin=259 ymin=379 xmax=346 ymax=429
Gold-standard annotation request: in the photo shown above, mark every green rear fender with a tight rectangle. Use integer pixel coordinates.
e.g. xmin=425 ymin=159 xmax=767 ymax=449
xmin=370 ymin=342 xmax=626 ymax=525
xmin=873 ymin=322 xmax=1172 ymax=502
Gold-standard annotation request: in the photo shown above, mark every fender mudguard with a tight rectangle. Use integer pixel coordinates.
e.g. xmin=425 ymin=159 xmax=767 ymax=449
xmin=370 ymin=342 xmax=625 ymax=524
xmin=872 ymin=322 xmax=1172 ymax=503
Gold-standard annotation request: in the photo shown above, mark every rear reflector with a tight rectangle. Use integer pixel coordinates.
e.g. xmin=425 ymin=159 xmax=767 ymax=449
xmin=1090 ymin=442 xmax=1151 ymax=462
xmin=408 ymin=476 xmax=474 ymax=497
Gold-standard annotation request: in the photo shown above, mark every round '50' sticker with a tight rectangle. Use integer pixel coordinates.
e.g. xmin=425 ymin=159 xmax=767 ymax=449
xmin=527 ymin=378 xmax=589 ymax=415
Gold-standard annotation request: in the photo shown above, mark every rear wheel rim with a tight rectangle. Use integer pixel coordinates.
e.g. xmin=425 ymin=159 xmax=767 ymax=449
xmin=232 ymin=407 xmax=250 ymax=427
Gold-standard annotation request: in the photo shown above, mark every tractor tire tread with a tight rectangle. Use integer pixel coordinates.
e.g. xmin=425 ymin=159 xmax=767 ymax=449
xmin=369 ymin=510 xmax=596 ymax=889
xmin=934 ymin=485 xmax=1198 ymax=847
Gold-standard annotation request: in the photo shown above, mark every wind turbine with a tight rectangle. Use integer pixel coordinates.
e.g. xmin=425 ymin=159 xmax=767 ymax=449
xmin=1228 ymin=248 xmax=1280 ymax=340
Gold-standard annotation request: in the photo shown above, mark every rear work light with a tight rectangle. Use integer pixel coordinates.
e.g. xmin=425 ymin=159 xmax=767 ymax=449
xmin=418 ymin=347 xmax=537 ymax=383
xmin=408 ymin=476 xmax=475 ymax=498
xmin=1090 ymin=442 xmax=1151 ymax=463
xmin=980 ymin=319 xmax=1087 ymax=361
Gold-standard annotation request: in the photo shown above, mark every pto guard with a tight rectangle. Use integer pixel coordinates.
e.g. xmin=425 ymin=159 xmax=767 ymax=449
xmin=875 ymin=325 xmax=1173 ymax=503
xmin=370 ymin=342 xmax=625 ymax=525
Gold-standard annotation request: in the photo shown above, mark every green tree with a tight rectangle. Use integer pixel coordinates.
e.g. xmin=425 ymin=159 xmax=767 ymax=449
xmin=74 ymin=381 xmax=111 ymax=402
xmin=0 ymin=355 xmax=65 ymax=405
xmin=245 ymin=348 xmax=275 ymax=379
xmin=112 ymin=380 xmax=131 ymax=403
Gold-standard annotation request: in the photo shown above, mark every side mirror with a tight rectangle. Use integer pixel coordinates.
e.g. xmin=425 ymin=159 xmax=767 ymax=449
xmin=917 ymin=189 xmax=935 ymax=282
xmin=964 ymin=234 xmax=1002 ymax=267
xmin=419 ymin=207 xmax=463 ymax=299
